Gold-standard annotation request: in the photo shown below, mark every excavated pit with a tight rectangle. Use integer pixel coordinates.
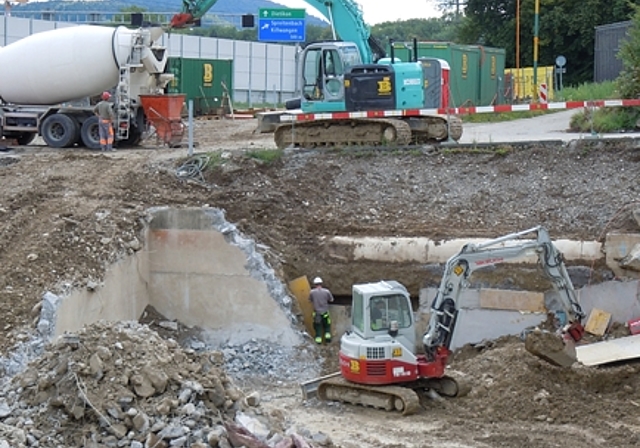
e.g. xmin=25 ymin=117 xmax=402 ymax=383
xmin=29 ymin=206 xmax=633 ymax=373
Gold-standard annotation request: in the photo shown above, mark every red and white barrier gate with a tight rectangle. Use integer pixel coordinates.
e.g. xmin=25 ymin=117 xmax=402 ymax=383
xmin=280 ymin=99 xmax=640 ymax=122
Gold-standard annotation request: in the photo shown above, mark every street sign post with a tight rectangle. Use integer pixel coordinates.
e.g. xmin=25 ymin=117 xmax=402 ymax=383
xmin=258 ymin=8 xmax=306 ymax=42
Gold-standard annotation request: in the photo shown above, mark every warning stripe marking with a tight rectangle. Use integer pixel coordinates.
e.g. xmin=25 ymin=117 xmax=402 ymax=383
xmin=280 ymin=99 xmax=640 ymax=122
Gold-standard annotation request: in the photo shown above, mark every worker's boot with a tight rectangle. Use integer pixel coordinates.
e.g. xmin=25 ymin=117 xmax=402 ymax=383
xmin=315 ymin=336 xmax=322 ymax=344
xmin=324 ymin=332 xmax=332 ymax=343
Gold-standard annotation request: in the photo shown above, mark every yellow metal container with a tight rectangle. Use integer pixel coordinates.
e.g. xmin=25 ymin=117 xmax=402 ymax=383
xmin=504 ymin=66 xmax=555 ymax=102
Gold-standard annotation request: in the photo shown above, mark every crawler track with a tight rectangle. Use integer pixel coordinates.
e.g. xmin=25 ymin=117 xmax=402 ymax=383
xmin=274 ymin=115 xmax=464 ymax=149
xmin=317 ymin=376 xmax=422 ymax=415
xmin=274 ymin=118 xmax=412 ymax=149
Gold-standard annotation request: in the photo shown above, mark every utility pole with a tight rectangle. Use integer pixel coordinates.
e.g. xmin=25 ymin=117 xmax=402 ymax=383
xmin=533 ymin=0 xmax=540 ymax=101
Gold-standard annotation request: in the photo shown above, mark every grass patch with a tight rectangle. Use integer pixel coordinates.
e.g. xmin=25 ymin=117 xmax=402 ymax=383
xmin=569 ymin=107 xmax=640 ymax=133
xmin=246 ymin=149 xmax=283 ymax=164
xmin=201 ymin=152 xmax=224 ymax=169
xmin=560 ymin=81 xmax=618 ymax=101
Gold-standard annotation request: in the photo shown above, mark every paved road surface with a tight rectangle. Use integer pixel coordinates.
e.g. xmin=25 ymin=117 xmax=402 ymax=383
xmin=458 ymin=109 xmax=640 ymax=144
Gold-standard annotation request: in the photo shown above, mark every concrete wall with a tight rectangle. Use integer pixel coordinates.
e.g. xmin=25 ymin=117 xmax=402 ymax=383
xmin=54 ymin=208 xmax=301 ymax=347
xmin=146 ymin=209 xmax=299 ymax=346
xmin=54 ymin=253 xmax=149 ymax=336
xmin=328 ymin=235 xmax=603 ymax=264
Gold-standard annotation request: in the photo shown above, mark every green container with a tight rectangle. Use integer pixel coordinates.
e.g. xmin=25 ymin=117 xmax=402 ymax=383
xmin=478 ymin=46 xmax=506 ymax=106
xmin=166 ymin=58 xmax=233 ymax=116
xmin=391 ymin=42 xmax=501 ymax=107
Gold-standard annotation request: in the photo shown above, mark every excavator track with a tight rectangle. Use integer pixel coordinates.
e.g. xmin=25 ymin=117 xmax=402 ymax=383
xmin=274 ymin=115 xmax=463 ymax=149
xmin=274 ymin=118 xmax=412 ymax=149
xmin=409 ymin=115 xmax=464 ymax=144
xmin=410 ymin=375 xmax=471 ymax=399
xmin=317 ymin=376 xmax=421 ymax=416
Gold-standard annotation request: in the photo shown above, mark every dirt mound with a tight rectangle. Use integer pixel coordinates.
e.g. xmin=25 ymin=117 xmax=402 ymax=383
xmin=443 ymin=338 xmax=640 ymax=447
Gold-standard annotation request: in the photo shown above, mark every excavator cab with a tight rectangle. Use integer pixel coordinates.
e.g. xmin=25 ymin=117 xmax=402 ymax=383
xmin=298 ymin=42 xmax=362 ymax=112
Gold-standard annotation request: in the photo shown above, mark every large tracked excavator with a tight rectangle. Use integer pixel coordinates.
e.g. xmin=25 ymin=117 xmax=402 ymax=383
xmin=312 ymin=226 xmax=585 ymax=415
xmin=170 ymin=0 xmax=462 ymax=148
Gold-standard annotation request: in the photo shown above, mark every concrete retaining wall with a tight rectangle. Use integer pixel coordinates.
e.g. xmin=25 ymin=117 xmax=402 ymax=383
xmin=54 ymin=208 xmax=301 ymax=347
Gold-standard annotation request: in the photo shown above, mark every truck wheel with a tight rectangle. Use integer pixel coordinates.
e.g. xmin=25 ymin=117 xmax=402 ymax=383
xmin=80 ymin=116 xmax=101 ymax=150
xmin=16 ymin=132 xmax=37 ymax=146
xmin=41 ymin=114 xmax=79 ymax=148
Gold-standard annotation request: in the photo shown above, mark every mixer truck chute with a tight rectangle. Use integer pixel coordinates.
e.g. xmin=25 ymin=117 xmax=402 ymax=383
xmin=0 ymin=25 xmax=173 ymax=149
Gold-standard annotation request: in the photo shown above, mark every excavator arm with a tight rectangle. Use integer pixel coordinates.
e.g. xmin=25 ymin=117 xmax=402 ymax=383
xmin=170 ymin=0 xmax=220 ymax=28
xmin=422 ymin=226 xmax=586 ymax=363
xmin=169 ymin=0 xmax=385 ymax=62
xmin=297 ymin=0 xmax=384 ymax=63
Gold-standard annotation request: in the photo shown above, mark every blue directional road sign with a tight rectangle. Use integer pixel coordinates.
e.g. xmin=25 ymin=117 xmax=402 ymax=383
xmin=258 ymin=8 xmax=306 ymax=42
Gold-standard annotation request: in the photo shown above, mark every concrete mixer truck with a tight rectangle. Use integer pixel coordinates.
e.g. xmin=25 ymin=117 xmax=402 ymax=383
xmin=0 ymin=24 xmax=174 ymax=149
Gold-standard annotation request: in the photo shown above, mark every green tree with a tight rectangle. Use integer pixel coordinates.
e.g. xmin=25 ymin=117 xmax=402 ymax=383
xmin=617 ymin=4 xmax=640 ymax=98
xmin=371 ymin=17 xmax=458 ymax=43
xmin=304 ymin=24 xmax=333 ymax=44
xmin=458 ymin=0 xmax=636 ymax=85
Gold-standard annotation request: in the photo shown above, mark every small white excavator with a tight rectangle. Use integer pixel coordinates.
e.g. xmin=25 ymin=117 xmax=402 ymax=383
xmin=309 ymin=226 xmax=585 ymax=415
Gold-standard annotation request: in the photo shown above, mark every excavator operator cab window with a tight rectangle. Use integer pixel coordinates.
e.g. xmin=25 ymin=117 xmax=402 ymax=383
xmin=322 ymin=49 xmax=344 ymax=99
xmin=302 ymin=48 xmax=322 ymax=100
xmin=370 ymin=295 xmax=411 ymax=331
xmin=301 ymin=47 xmax=345 ymax=101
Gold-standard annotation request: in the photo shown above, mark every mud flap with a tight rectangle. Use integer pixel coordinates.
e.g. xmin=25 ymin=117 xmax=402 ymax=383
xmin=524 ymin=330 xmax=577 ymax=367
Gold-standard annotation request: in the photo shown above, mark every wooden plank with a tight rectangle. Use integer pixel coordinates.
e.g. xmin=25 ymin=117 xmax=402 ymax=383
xmin=288 ymin=276 xmax=314 ymax=337
xmin=584 ymin=308 xmax=612 ymax=336
xmin=576 ymin=334 xmax=640 ymax=366
xmin=479 ymin=289 xmax=545 ymax=312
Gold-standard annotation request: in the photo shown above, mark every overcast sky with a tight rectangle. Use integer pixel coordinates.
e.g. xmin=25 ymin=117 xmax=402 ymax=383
xmin=272 ymin=0 xmax=440 ymax=25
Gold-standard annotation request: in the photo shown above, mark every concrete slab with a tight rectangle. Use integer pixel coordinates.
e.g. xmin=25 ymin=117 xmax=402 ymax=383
xmin=584 ymin=308 xmax=612 ymax=336
xmin=328 ymin=235 xmax=602 ymax=264
xmin=575 ymin=280 xmax=640 ymax=324
xmin=479 ymin=289 xmax=545 ymax=312
xmin=448 ymin=308 xmax=546 ymax=350
xmin=576 ymin=334 xmax=640 ymax=366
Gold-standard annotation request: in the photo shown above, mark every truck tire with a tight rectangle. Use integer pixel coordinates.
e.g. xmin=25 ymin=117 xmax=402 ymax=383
xmin=80 ymin=116 xmax=101 ymax=150
xmin=16 ymin=132 xmax=37 ymax=146
xmin=41 ymin=114 xmax=79 ymax=148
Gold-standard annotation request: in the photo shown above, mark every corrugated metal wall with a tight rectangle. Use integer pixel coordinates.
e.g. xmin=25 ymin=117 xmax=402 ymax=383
xmin=594 ymin=21 xmax=631 ymax=83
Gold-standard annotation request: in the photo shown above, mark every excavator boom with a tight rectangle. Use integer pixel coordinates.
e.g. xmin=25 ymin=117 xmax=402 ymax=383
xmin=423 ymin=226 xmax=585 ymax=367
xmin=170 ymin=0 xmax=221 ymax=28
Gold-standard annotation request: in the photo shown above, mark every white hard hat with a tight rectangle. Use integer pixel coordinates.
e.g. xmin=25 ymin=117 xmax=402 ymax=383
xmin=313 ymin=277 xmax=323 ymax=284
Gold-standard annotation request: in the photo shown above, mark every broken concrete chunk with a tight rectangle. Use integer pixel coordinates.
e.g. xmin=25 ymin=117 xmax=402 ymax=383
xmin=244 ymin=391 xmax=261 ymax=407
xmin=143 ymin=367 xmax=169 ymax=393
xmin=159 ymin=321 xmax=179 ymax=331
xmin=131 ymin=374 xmax=155 ymax=398
xmin=620 ymin=243 xmax=640 ymax=272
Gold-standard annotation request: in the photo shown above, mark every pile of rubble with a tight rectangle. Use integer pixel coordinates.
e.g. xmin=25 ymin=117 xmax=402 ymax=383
xmin=0 ymin=321 xmax=328 ymax=448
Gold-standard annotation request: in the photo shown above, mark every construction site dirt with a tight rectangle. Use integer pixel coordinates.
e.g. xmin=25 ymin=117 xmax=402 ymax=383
xmin=1 ymin=116 xmax=640 ymax=447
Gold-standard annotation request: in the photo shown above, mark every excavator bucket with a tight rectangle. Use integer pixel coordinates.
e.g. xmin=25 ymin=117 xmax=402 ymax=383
xmin=524 ymin=330 xmax=577 ymax=367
